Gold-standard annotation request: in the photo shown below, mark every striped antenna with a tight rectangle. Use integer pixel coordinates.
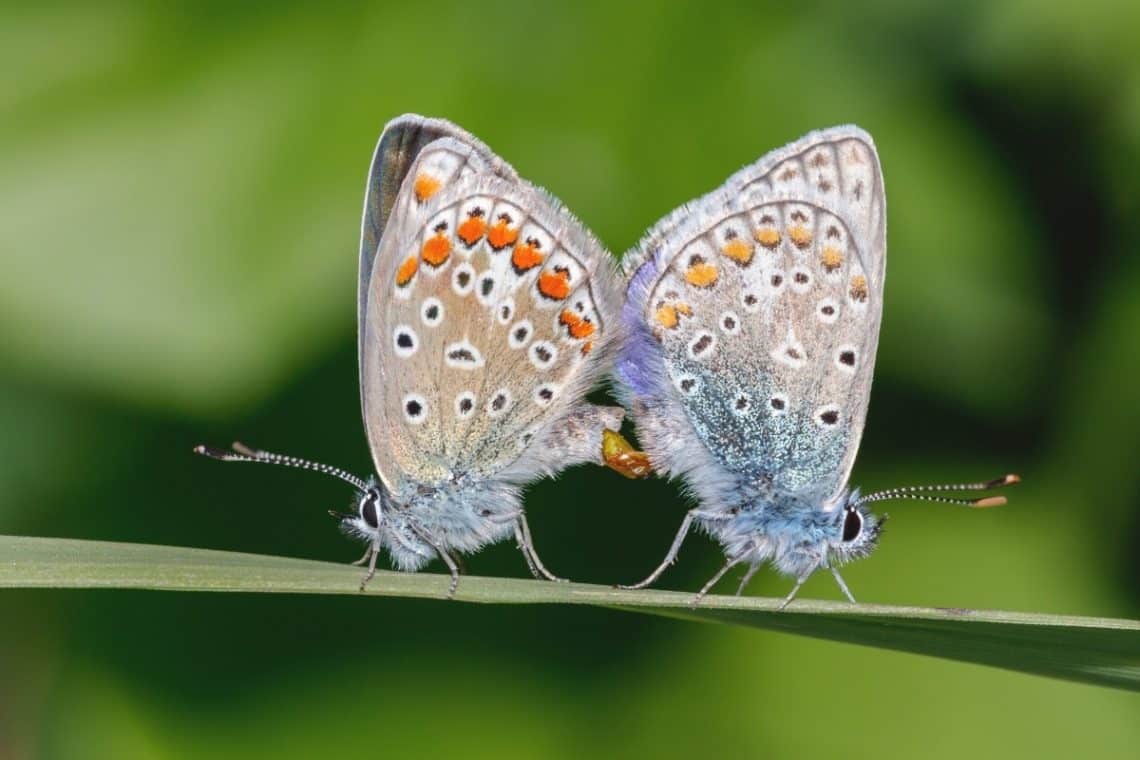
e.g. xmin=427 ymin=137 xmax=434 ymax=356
xmin=194 ymin=442 xmax=370 ymax=492
xmin=853 ymin=473 xmax=1019 ymax=509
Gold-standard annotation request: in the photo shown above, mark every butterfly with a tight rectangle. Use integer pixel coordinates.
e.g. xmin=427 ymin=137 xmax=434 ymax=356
xmin=613 ymin=126 xmax=1018 ymax=606
xmin=197 ymin=114 xmax=649 ymax=596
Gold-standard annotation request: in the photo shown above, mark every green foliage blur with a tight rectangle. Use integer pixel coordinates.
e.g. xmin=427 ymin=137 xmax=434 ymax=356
xmin=2 ymin=1 xmax=1138 ymax=757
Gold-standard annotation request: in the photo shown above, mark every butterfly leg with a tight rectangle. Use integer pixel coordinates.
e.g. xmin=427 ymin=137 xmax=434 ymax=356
xmin=777 ymin=575 xmax=810 ymax=611
xmin=352 ymin=542 xmax=375 ymax=566
xmin=407 ymin=523 xmax=462 ymax=599
xmin=689 ymin=551 xmax=749 ymax=608
xmin=514 ymin=523 xmax=543 ymax=579
xmin=830 ymin=566 xmax=857 ymax=604
xmin=357 ymin=541 xmax=381 ymax=591
xmin=619 ymin=510 xmax=697 ymax=589
xmin=735 ymin=562 xmax=762 ymax=597
xmin=620 ymin=509 xmax=724 ymax=590
xmin=514 ymin=514 xmax=567 ymax=582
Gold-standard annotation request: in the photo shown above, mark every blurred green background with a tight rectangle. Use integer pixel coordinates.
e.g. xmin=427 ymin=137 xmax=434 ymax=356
xmin=2 ymin=1 xmax=1138 ymax=757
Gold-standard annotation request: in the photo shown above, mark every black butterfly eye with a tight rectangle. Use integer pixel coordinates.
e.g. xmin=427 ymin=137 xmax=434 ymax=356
xmin=842 ymin=508 xmax=862 ymax=543
xmin=360 ymin=494 xmax=379 ymax=529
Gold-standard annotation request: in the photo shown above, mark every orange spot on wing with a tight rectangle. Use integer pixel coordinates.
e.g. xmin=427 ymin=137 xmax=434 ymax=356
xmin=685 ymin=261 xmax=718 ymax=288
xmin=656 ymin=302 xmax=691 ymax=327
xmin=395 ymin=256 xmax=418 ymax=287
xmin=821 ymin=246 xmax=844 ymax=272
xmin=512 ymin=242 xmax=544 ymax=272
xmin=754 ymin=227 xmax=781 ymax=249
xmin=849 ymin=275 xmax=868 ymax=302
xmin=538 ymin=269 xmax=571 ymax=300
xmin=413 ymin=174 xmax=442 ymax=202
xmin=581 ymin=341 xmax=593 ymax=356
xmin=457 ymin=217 xmax=486 ymax=246
xmin=421 ymin=234 xmax=451 ymax=267
xmin=487 ymin=220 xmax=519 ymax=250
xmin=788 ymin=224 xmax=812 ymax=249
xmin=721 ymin=239 xmax=754 ymax=265
xmin=559 ymin=310 xmax=596 ymax=339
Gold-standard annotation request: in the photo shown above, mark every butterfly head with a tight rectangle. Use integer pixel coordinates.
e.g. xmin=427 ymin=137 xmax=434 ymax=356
xmin=332 ymin=484 xmax=388 ymax=542
xmin=826 ymin=494 xmax=886 ymax=566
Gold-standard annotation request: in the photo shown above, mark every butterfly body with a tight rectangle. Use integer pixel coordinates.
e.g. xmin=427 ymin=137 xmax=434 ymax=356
xmin=338 ymin=476 xmax=520 ymax=572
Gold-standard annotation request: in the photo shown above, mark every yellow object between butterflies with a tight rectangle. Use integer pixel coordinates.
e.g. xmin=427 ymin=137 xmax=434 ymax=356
xmin=602 ymin=429 xmax=652 ymax=479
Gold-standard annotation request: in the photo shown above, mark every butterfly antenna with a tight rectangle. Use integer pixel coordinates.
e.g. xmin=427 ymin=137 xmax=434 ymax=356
xmin=193 ymin=441 xmax=370 ymax=492
xmin=853 ymin=473 xmax=1019 ymax=509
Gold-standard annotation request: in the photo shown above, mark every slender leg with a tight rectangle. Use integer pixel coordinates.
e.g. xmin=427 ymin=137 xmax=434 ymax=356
xmin=830 ymin=567 xmax=857 ymax=604
xmin=620 ymin=509 xmax=715 ymax=590
xmin=358 ymin=541 xmax=381 ymax=591
xmin=409 ymin=523 xmax=462 ymax=599
xmin=514 ymin=522 xmax=542 ymax=579
xmin=438 ymin=550 xmax=462 ymax=599
xmin=735 ymin=563 xmax=762 ymax=597
xmin=690 ymin=552 xmax=748 ymax=608
xmin=514 ymin=514 xmax=566 ymax=582
xmin=351 ymin=543 xmax=374 ymax=566
xmin=777 ymin=572 xmax=813 ymax=611
xmin=487 ymin=509 xmax=523 ymax=525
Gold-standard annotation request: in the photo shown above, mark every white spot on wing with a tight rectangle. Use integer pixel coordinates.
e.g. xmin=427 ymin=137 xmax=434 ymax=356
xmin=421 ymin=298 xmax=444 ymax=327
xmin=402 ymin=393 xmax=428 ymax=425
xmin=393 ymin=325 xmax=418 ymax=358
xmin=529 ymin=340 xmax=558 ymax=370
xmin=454 ymin=391 xmax=477 ymax=419
xmin=444 ymin=339 xmax=485 ymax=370
xmin=508 ymin=320 xmax=533 ymax=349
xmin=533 ymin=384 xmax=558 ymax=407
xmin=486 ymin=388 xmax=513 ymax=418
xmin=476 ymin=271 xmax=498 ymax=306
xmin=768 ymin=393 xmax=789 ymax=416
xmin=719 ymin=311 xmax=741 ymax=335
xmin=673 ymin=373 xmax=699 ymax=395
xmin=835 ymin=345 xmax=858 ymax=374
xmin=815 ymin=404 xmax=841 ymax=429
xmin=790 ymin=267 xmax=812 ymax=294
xmin=452 ymin=263 xmax=475 ymax=296
xmin=496 ymin=298 xmax=514 ymax=325
xmin=687 ymin=330 xmax=716 ymax=360
xmin=771 ymin=327 xmax=807 ymax=369
xmin=816 ymin=297 xmax=839 ymax=324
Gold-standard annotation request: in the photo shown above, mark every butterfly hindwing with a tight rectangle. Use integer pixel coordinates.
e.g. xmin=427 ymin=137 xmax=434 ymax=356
xmin=620 ymin=126 xmax=885 ymax=506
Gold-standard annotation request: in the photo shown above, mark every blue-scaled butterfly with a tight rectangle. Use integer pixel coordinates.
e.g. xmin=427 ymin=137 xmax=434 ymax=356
xmin=614 ymin=126 xmax=1017 ymax=606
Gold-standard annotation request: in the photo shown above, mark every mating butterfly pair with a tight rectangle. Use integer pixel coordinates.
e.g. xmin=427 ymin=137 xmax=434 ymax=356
xmin=196 ymin=115 xmax=1016 ymax=606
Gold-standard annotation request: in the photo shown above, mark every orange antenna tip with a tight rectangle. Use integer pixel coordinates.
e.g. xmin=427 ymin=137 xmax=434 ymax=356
xmin=981 ymin=473 xmax=1020 ymax=489
xmin=972 ymin=496 xmax=1007 ymax=508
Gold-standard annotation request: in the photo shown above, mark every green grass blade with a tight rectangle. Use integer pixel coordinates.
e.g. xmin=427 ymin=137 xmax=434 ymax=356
xmin=2 ymin=535 xmax=1137 ymax=691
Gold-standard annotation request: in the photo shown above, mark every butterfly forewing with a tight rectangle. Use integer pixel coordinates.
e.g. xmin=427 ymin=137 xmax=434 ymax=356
xmin=363 ymin=151 xmax=618 ymax=493
xmin=358 ymin=116 xmax=520 ymax=390
xmin=627 ymin=127 xmax=885 ymax=504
